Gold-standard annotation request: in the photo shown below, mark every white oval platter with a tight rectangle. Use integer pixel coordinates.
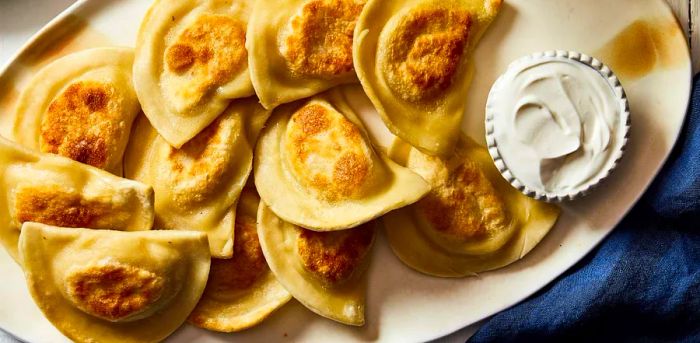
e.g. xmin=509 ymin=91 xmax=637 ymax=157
xmin=0 ymin=0 xmax=691 ymax=342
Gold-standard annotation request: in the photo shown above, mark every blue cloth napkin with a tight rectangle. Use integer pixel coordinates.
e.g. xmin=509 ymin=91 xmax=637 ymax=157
xmin=469 ymin=76 xmax=700 ymax=343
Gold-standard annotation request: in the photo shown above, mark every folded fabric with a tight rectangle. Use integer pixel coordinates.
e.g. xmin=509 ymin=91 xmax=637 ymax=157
xmin=469 ymin=76 xmax=700 ymax=343
xmin=648 ymin=76 xmax=700 ymax=223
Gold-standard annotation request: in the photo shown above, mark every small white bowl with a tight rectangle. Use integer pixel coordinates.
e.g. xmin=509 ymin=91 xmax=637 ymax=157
xmin=485 ymin=50 xmax=631 ymax=202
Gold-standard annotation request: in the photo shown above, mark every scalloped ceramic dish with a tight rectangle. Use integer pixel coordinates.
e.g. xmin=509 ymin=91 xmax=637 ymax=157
xmin=486 ymin=50 xmax=631 ymax=202
xmin=0 ymin=0 xmax=691 ymax=342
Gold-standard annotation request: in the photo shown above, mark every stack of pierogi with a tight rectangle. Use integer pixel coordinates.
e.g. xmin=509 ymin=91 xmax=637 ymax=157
xmin=1 ymin=0 xmax=559 ymax=342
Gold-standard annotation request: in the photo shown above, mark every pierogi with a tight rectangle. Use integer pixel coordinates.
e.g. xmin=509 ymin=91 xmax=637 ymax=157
xmin=13 ymin=47 xmax=140 ymax=175
xmin=383 ymin=136 xmax=560 ymax=277
xmin=19 ymin=222 xmax=210 ymax=343
xmin=134 ymin=0 xmax=254 ymax=147
xmin=254 ymin=88 xmax=429 ymax=231
xmin=124 ymin=97 xmax=270 ymax=258
xmin=188 ymin=189 xmax=291 ymax=332
xmin=247 ymin=0 xmax=367 ymax=109
xmin=0 ymin=137 xmax=154 ymax=263
xmin=258 ymin=203 xmax=375 ymax=326
xmin=354 ymin=0 xmax=503 ymax=156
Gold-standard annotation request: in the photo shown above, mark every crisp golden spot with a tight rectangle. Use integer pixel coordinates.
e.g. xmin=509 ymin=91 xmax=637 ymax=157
xmin=206 ymin=215 xmax=268 ymax=293
xmin=333 ymin=152 xmax=369 ymax=194
xmin=165 ymin=113 xmax=237 ymax=207
xmin=418 ymin=161 xmax=509 ymax=241
xmin=65 ymin=262 xmax=164 ymax=322
xmin=40 ymin=81 xmax=124 ymax=169
xmin=13 ymin=186 xmax=131 ymax=229
xmin=284 ymin=102 xmax=373 ymax=201
xmin=383 ymin=8 xmax=471 ymax=102
xmin=280 ymin=0 xmax=366 ymax=79
xmin=166 ymin=44 xmax=196 ymax=73
xmin=296 ymin=223 xmax=373 ymax=285
xmin=293 ymin=103 xmax=331 ymax=135
xmin=165 ymin=14 xmax=247 ymax=106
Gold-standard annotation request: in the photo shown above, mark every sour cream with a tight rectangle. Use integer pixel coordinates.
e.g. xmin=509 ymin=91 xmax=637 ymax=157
xmin=486 ymin=52 xmax=628 ymax=199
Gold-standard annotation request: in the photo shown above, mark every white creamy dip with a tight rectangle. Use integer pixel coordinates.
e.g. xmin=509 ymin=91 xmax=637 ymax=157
xmin=488 ymin=54 xmax=624 ymax=196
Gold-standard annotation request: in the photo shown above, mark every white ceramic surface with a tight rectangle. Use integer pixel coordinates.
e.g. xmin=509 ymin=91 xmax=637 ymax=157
xmin=0 ymin=1 xmax=691 ymax=342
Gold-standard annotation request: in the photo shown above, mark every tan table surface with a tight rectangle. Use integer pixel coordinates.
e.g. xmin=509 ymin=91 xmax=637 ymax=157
xmin=666 ymin=0 xmax=699 ymax=72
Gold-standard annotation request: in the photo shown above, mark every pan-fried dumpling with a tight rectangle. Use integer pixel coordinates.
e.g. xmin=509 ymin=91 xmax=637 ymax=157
xmin=124 ymin=98 xmax=270 ymax=258
xmin=188 ymin=189 xmax=291 ymax=332
xmin=258 ymin=203 xmax=375 ymax=326
xmin=12 ymin=47 xmax=139 ymax=175
xmin=0 ymin=137 xmax=154 ymax=263
xmin=134 ymin=0 xmax=254 ymax=148
xmin=18 ymin=222 xmax=210 ymax=343
xmin=247 ymin=0 xmax=367 ymax=109
xmin=354 ymin=0 xmax=502 ymax=156
xmin=383 ymin=136 xmax=560 ymax=277
xmin=254 ymin=88 xmax=429 ymax=231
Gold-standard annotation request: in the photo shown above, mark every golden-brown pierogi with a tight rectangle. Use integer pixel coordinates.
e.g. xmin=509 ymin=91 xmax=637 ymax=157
xmin=124 ymin=98 xmax=270 ymax=258
xmin=383 ymin=136 xmax=560 ymax=277
xmin=258 ymin=203 xmax=375 ymax=325
xmin=247 ymin=0 xmax=367 ymax=109
xmin=19 ymin=223 xmax=210 ymax=343
xmin=13 ymin=47 xmax=139 ymax=175
xmin=134 ymin=0 xmax=254 ymax=147
xmin=354 ymin=0 xmax=502 ymax=156
xmin=0 ymin=137 xmax=154 ymax=263
xmin=254 ymin=88 xmax=429 ymax=231
xmin=188 ymin=189 xmax=291 ymax=332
